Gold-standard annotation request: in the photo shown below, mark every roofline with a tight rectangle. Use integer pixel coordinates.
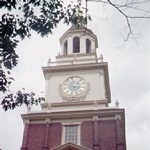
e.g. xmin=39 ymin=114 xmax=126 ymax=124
xmin=21 ymin=108 xmax=125 ymax=122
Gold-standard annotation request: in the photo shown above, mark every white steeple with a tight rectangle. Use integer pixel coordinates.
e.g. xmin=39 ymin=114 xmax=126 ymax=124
xmin=59 ymin=25 xmax=98 ymax=55
xmin=42 ymin=25 xmax=111 ymax=111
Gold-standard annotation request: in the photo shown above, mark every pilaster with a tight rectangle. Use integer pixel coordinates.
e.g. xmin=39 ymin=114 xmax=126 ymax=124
xmin=93 ymin=116 xmax=100 ymax=150
xmin=20 ymin=122 xmax=29 ymax=150
xmin=115 ymin=116 xmax=125 ymax=150
xmin=42 ymin=122 xmax=50 ymax=150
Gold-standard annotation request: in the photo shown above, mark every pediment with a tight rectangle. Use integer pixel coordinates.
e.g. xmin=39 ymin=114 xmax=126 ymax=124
xmin=51 ymin=142 xmax=92 ymax=150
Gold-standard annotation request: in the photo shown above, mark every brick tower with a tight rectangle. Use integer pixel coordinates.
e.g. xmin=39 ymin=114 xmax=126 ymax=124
xmin=21 ymin=25 xmax=126 ymax=150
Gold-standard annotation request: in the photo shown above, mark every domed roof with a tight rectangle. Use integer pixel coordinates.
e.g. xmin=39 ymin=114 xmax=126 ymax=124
xmin=59 ymin=25 xmax=98 ymax=48
xmin=68 ymin=25 xmax=94 ymax=34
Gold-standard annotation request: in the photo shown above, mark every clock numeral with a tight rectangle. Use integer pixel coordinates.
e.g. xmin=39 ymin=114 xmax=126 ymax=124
xmin=73 ymin=77 xmax=77 ymax=81
xmin=63 ymin=82 xmax=68 ymax=87
xmin=63 ymin=85 xmax=68 ymax=89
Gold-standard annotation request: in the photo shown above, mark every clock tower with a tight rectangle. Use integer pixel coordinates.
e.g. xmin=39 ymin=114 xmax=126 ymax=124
xmin=21 ymin=25 xmax=126 ymax=150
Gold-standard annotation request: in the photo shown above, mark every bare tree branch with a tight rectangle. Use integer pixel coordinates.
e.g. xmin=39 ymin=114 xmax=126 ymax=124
xmin=87 ymin=0 xmax=150 ymax=40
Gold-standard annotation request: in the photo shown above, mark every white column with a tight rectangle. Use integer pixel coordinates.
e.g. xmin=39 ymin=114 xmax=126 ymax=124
xmin=45 ymin=77 xmax=50 ymax=102
xmin=68 ymin=35 xmax=73 ymax=54
xmin=80 ymin=35 xmax=86 ymax=53
xmin=91 ymin=40 xmax=95 ymax=53
xmin=99 ymin=70 xmax=106 ymax=99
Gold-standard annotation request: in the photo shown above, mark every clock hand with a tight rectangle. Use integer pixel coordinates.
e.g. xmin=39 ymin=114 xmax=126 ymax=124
xmin=74 ymin=84 xmax=81 ymax=87
xmin=73 ymin=78 xmax=80 ymax=87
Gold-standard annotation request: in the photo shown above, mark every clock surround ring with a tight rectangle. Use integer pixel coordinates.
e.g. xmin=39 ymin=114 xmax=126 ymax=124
xmin=59 ymin=76 xmax=90 ymax=102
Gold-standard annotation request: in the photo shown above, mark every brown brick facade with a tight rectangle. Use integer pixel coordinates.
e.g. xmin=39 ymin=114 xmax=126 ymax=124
xmin=21 ymin=119 xmax=125 ymax=150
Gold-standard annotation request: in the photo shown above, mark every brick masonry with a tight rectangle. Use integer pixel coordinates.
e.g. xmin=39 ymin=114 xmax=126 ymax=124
xmin=21 ymin=119 xmax=126 ymax=150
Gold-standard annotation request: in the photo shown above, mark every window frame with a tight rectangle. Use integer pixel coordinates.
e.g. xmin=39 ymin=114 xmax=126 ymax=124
xmin=61 ymin=122 xmax=81 ymax=145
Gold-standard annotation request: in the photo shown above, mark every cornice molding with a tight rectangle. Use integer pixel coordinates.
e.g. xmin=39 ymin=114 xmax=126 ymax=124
xmin=42 ymin=62 xmax=108 ymax=74
xmin=21 ymin=108 xmax=125 ymax=124
xmin=41 ymin=100 xmax=108 ymax=107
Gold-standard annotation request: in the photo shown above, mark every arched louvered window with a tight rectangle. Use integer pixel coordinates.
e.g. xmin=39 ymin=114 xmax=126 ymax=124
xmin=73 ymin=36 xmax=80 ymax=53
xmin=86 ymin=38 xmax=91 ymax=53
xmin=64 ymin=40 xmax=68 ymax=55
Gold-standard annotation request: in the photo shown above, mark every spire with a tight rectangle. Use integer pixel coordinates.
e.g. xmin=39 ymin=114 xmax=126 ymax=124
xmin=99 ymin=53 xmax=104 ymax=62
xmin=47 ymin=57 xmax=51 ymax=66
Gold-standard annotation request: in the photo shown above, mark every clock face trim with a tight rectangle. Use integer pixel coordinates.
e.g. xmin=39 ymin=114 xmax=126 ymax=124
xmin=59 ymin=76 xmax=90 ymax=101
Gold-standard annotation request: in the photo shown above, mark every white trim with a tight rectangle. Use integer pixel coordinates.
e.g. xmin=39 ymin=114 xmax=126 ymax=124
xmin=115 ymin=114 xmax=122 ymax=119
xmin=61 ymin=121 xmax=81 ymax=145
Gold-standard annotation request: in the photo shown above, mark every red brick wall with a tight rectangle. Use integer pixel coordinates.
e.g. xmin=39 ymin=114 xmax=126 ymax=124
xmin=22 ymin=119 xmax=125 ymax=150
xmin=99 ymin=120 xmax=117 ymax=150
xmin=24 ymin=123 xmax=62 ymax=150
xmin=48 ymin=123 xmax=62 ymax=149
xmin=81 ymin=121 xmax=94 ymax=149
xmin=27 ymin=124 xmax=45 ymax=150
xmin=81 ymin=120 xmax=118 ymax=150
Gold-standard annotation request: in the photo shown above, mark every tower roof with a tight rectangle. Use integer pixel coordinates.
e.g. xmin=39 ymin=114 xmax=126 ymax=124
xmin=59 ymin=25 xmax=98 ymax=48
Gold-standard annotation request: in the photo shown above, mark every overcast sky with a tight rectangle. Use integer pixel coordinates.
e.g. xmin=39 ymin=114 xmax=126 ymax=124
xmin=0 ymin=1 xmax=150 ymax=150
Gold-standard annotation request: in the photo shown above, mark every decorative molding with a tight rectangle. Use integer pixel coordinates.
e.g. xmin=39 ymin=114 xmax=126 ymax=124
xmin=99 ymin=116 xmax=116 ymax=121
xmin=115 ymin=114 xmax=122 ymax=120
xmin=23 ymin=119 xmax=30 ymax=124
xmin=59 ymin=76 xmax=91 ymax=102
xmin=41 ymin=99 xmax=108 ymax=108
xmin=52 ymin=142 xmax=92 ymax=150
xmin=61 ymin=121 xmax=81 ymax=126
xmin=56 ymin=52 xmax=96 ymax=58
xmin=43 ymin=62 xmax=108 ymax=72
xmin=80 ymin=33 xmax=86 ymax=37
xmin=99 ymin=69 xmax=104 ymax=76
xmin=30 ymin=119 xmax=45 ymax=124
xmin=21 ymin=108 xmax=125 ymax=124
xmin=45 ymin=118 xmax=51 ymax=123
xmin=93 ymin=116 xmax=99 ymax=121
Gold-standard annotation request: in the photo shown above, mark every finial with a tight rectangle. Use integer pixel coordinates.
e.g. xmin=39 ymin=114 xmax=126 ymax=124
xmin=100 ymin=53 xmax=103 ymax=62
xmin=27 ymin=106 xmax=31 ymax=113
xmin=47 ymin=57 xmax=51 ymax=66
xmin=93 ymin=100 xmax=98 ymax=109
xmin=115 ymin=100 xmax=119 ymax=108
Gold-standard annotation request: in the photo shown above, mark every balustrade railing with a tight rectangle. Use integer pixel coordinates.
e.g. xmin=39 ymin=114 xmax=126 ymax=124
xmin=47 ymin=57 xmax=103 ymax=66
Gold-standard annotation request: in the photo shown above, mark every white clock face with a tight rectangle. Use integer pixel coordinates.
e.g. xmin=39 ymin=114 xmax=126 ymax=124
xmin=62 ymin=76 xmax=87 ymax=96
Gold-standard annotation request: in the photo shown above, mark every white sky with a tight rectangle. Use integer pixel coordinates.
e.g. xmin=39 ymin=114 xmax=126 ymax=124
xmin=0 ymin=1 xmax=150 ymax=150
